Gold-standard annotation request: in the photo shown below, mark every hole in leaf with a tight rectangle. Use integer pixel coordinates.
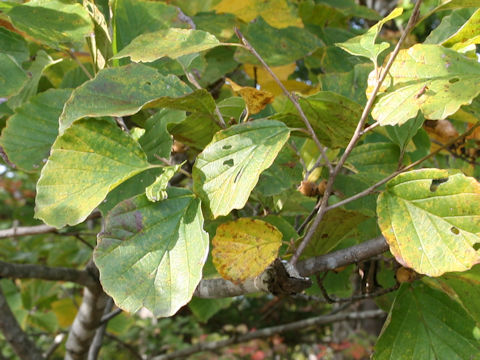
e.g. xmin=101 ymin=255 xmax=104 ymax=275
xmin=450 ymin=226 xmax=460 ymax=235
xmin=223 ymin=159 xmax=234 ymax=167
xmin=448 ymin=78 xmax=459 ymax=84
xmin=222 ymin=145 xmax=232 ymax=150
xmin=474 ymin=243 xmax=480 ymax=251
xmin=145 ymin=81 xmax=151 ymax=85
xmin=430 ymin=177 xmax=449 ymax=192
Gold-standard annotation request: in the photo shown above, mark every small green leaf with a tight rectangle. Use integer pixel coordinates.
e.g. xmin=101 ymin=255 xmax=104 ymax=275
xmin=234 ymin=17 xmax=322 ymax=66
xmin=272 ymin=91 xmax=362 ymax=148
xmin=373 ymin=282 xmax=480 ymax=360
xmin=35 ymin=119 xmax=150 ymax=228
xmin=193 ymin=120 xmax=290 ymax=218
xmin=384 ymin=113 xmax=425 ymax=150
xmin=139 ymin=109 xmax=185 ymax=163
xmin=94 ymin=189 xmax=209 ymax=317
xmin=59 ymin=63 xmax=191 ymax=133
xmin=377 ymin=169 xmax=480 ymax=277
xmin=370 ymin=44 xmax=480 ymax=126
xmin=114 ymin=28 xmax=221 ymax=63
xmin=336 ymin=7 xmax=403 ymax=65
xmin=7 ymin=0 xmax=93 ymax=48
xmin=0 ymin=53 xmax=27 ymax=97
xmin=7 ymin=50 xmax=58 ymax=110
xmin=212 ymin=218 xmax=282 ymax=283
xmin=146 ymin=164 xmax=183 ymax=202
xmin=0 ymin=89 xmax=72 ymax=172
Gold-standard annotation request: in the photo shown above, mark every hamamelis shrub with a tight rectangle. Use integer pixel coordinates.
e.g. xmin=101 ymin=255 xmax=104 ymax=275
xmin=0 ymin=0 xmax=480 ymax=359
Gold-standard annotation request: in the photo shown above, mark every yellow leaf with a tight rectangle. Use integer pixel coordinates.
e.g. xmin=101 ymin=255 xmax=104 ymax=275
xmin=214 ymin=0 xmax=303 ymax=28
xmin=225 ymin=77 xmax=274 ymax=114
xmin=244 ymin=63 xmax=296 ymax=83
xmin=212 ymin=218 xmax=282 ymax=283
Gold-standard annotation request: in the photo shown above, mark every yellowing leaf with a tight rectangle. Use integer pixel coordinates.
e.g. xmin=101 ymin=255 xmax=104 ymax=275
xmin=377 ymin=169 xmax=480 ymax=277
xmin=212 ymin=218 xmax=282 ymax=283
xmin=369 ymin=44 xmax=480 ymax=126
xmin=244 ymin=63 xmax=296 ymax=83
xmin=261 ymin=80 xmax=317 ymax=96
xmin=243 ymin=62 xmax=316 ymax=96
xmin=214 ymin=0 xmax=303 ymax=28
xmin=225 ymin=77 xmax=274 ymax=115
xmin=193 ymin=120 xmax=290 ymax=218
xmin=442 ymin=8 xmax=480 ymax=51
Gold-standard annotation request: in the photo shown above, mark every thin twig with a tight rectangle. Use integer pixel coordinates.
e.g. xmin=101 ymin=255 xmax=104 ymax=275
xmin=327 ymin=121 xmax=480 ymax=211
xmin=88 ymin=298 xmax=114 ymax=360
xmin=151 ymin=309 xmax=385 ymax=360
xmin=67 ymin=50 xmax=93 ymax=80
xmin=185 ymin=71 xmax=226 ymax=128
xmin=234 ymin=28 xmax=333 ymax=173
xmin=289 ymin=0 xmax=423 ymax=266
xmin=44 ymin=333 xmax=66 ymax=359
xmin=360 ymin=122 xmax=380 ymax=136
xmin=100 ymin=308 xmax=123 ymax=325
xmin=0 ymin=261 xmax=98 ymax=288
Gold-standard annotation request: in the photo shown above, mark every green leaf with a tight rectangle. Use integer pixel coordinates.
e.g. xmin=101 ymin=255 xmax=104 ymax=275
xmin=212 ymin=218 xmax=282 ymax=283
xmin=370 ymin=44 xmax=480 ymax=126
xmin=385 ymin=113 xmax=425 ymax=150
xmin=114 ymin=28 xmax=221 ymax=63
xmin=98 ymin=168 xmax=162 ymax=216
xmin=255 ymin=142 xmax=303 ymax=196
xmin=373 ymin=282 xmax=480 ymax=360
xmin=0 ymin=89 xmax=72 ymax=172
xmin=0 ymin=27 xmax=29 ymax=64
xmin=189 ymin=297 xmax=232 ymax=323
xmin=7 ymin=50 xmax=58 ymax=110
xmin=146 ymin=164 xmax=183 ymax=202
xmin=139 ymin=109 xmax=185 ymax=163
xmin=7 ymin=0 xmax=93 ymax=48
xmin=35 ymin=119 xmax=150 ymax=228
xmin=431 ymin=265 xmax=480 ymax=324
xmin=234 ymin=17 xmax=322 ymax=66
xmin=0 ymin=53 xmax=28 ymax=97
xmin=193 ymin=119 xmax=290 ymax=218
xmin=348 ymin=142 xmax=400 ymax=185
xmin=113 ymin=0 xmax=189 ymax=52
xmin=300 ymin=208 xmax=369 ymax=257
xmin=377 ymin=169 xmax=480 ymax=277
xmin=318 ymin=63 xmax=373 ymax=105
xmin=336 ymin=8 xmax=403 ymax=65
xmin=272 ymin=91 xmax=362 ymax=148
xmin=441 ymin=8 xmax=480 ymax=51
xmin=424 ymin=8 xmax=475 ymax=45
xmin=94 ymin=189 xmax=209 ymax=317
xmin=59 ymin=63 xmax=191 ymax=133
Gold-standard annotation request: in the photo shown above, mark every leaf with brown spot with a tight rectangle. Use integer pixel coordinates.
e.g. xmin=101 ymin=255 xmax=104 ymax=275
xmin=377 ymin=168 xmax=480 ymax=277
xmin=212 ymin=218 xmax=282 ymax=283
